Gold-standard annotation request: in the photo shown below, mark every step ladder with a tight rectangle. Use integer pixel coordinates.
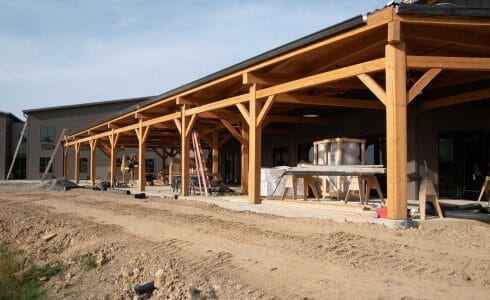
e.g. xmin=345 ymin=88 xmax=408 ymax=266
xmin=41 ymin=128 xmax=68 ymax=181
xmin=191 ymin=131 xmax=210 ymax=196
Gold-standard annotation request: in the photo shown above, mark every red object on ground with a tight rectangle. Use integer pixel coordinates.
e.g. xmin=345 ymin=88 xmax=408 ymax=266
xmin=376 ymin=207 xmax=387 ymax=218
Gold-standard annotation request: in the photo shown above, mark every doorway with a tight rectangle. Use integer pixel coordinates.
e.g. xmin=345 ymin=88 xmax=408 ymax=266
xmin=438 ymin=131 xmax=489 ymax=199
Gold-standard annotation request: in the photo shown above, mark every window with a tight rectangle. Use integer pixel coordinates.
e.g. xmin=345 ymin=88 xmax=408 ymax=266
xmin=39 ymin=157 xmax=53 ymax=173
xmin=40 ymin=126 xmax=55 ymax=143
xmin=145 ymin=159 xmax=155 ymax=173
xmin=80 ymin=158 xmax=88 ymax=173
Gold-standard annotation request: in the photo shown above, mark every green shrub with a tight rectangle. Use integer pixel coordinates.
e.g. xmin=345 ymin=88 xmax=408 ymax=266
xmin=0 ymin=245 xmax=54 ymax=300
xmin=79 ymin=255 xmax=97 ymax=271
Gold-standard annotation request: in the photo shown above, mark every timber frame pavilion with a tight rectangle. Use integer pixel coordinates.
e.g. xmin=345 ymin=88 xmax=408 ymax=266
xmin=63 ymin=3 xmax=490 ymax=220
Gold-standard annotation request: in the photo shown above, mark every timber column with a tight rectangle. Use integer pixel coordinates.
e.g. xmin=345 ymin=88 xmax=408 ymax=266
xmin=385 ymin=20 xmax=408 ymax=220
xmin=179 ymin=105 xmax=196 ymax=196
xmin=109 ymin=131 xmax=120 ymax=187
xmin=212 ymin=130 xmax=219 ymax=174
xmin=241 ymin=123 xmax=249 ymax=194
xmin=248 ymin=84 xmax=261 ymax=204
xmin=135 ymin=120 xmax=151 ymax=192
xmin=74 ymin=143 xmax=81 ymax=183
xmin=63 ymin=145 xmax=68 ymax=179
xmin=89 ymin=139 xmax=97 ymax=185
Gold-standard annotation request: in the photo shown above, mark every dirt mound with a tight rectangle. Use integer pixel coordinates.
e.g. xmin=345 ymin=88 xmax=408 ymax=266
xmin=38 ymin=179 xmax=80 ymax=192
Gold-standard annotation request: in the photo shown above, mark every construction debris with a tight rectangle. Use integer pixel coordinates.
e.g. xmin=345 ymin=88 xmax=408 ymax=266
xmin=37 ymin=179 xmax=80 ymax=192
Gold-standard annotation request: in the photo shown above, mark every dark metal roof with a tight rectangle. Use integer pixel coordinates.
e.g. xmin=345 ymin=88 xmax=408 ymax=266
xmin=81 ymin=14 xmax=367 ymax=130
xmin=398 ymin=2 xmax=490 ymax=17
xmin=0 ymin=111 xmax=23 ymax=122
xmin=23 ymin=96 xmax=153 ymax=115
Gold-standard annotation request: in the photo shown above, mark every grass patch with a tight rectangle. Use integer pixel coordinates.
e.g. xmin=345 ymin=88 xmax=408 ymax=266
xmin=0 ymin=245 xmax=63 ymax=299
xmin=79 ymin=255 xmax=97 ymax=271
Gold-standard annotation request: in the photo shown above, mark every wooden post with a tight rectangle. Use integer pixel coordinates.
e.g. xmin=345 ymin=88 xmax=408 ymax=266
xmin=212 ymin=130 xmax=219 ymax=174
xmin=385 ymin=41 xmax=408 ymax=220
xmin=89 ymin=139 xmax=97 ymax=185
xmin=241 ymin=122 xmax=249 ymax=194
xmin=135 ymin=120 xmax=151 ymax=192
xmin=248 ymin=84 xmax=262 ymax=204
xmin=74 ymin=143 xmax=80 ymax=183
xmin=63 ymin=145 xmax=68 ymax=179
xmin=181 ymin=105 xmax=190 ymax=196
xmin=109 ymin=131 xmax=120 ymax=187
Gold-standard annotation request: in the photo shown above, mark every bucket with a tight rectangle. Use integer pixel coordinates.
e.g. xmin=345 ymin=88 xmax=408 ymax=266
xmin=376 ymin=207 xmax=387 ymax=218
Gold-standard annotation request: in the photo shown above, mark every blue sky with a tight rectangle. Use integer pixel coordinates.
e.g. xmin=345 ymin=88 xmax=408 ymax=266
xmin=0 ymin=0 xmax=388 ymax=119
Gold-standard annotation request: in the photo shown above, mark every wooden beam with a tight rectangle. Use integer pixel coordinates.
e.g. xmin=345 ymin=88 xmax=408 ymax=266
xmin=357 ymin=74 xmax=386 ymax=105
xmin=256 ymin=95 xmax=276 ymax=128
xmin=385 ymin=42 xmax=408 ymax=220
xmin=387 ymin=20 xmax=401 ymax=44
xmin=256 ymin=58 xmax=386 ymax=99
xmin=243 ymin=72 xmax=299 ymax=86
xmin=173 ymin=119 xmax=182 ymax=135
xmin=219 ymin=135 xmax=232 ymax=147
xmin=220 ymin=119 xmax=243 ymax=144
xmin=184 ymin=114 xmax=197 ymax=138
xmin=421 ymin=88 xmax=490 ymax=110
xmin=275 ymin=94 xmax=384 ymax=109
xmin=407 ymin=56 xmax=490 ymax=71
xmin=407 ymin=68 xmax=442 ymax=104
xmin=66 ymin=112 xmax=181 ymax=146
xmin=235 ymin=103 xmax=250 ymax=126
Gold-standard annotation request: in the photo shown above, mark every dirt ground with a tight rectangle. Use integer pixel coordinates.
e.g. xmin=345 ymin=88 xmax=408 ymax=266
xmin=0 ymin=182 xmax=489 ymax=299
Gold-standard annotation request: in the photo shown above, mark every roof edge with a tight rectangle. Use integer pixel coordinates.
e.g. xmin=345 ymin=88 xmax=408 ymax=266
xmin=23 ymin=96 xmax=154 ymax=115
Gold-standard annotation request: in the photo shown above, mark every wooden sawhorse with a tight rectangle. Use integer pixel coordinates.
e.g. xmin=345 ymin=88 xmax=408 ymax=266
xmin=419 ymin=178 xmax=443 ymax=220
xmin=344 ymin=175 xmax=385 ymax=205
xmin=281 ymin=174 xmax=320 ymax=201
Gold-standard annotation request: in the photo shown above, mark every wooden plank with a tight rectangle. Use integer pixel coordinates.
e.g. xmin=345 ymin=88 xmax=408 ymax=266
xmin=407 ymin=68 xmax=442 ymax=104
xmin=357 ymin=74 xmax=386 ymax=105
xmin=421 ymin=88 xmax=490 ymax=110
xmin=256 ymin=58 xmax=386 ymax=99
xmin=256 ymin=95 xmax=276 ymax=128
xmin=248 ymin=84 xmax=261 ymax=204
xmin=407 ymin=56 xmax=490 ymax=71
xmin=275 ymin=94 xmax=384 ymax=109
xmin=385 ymin=42 xmax=408 ymax=220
